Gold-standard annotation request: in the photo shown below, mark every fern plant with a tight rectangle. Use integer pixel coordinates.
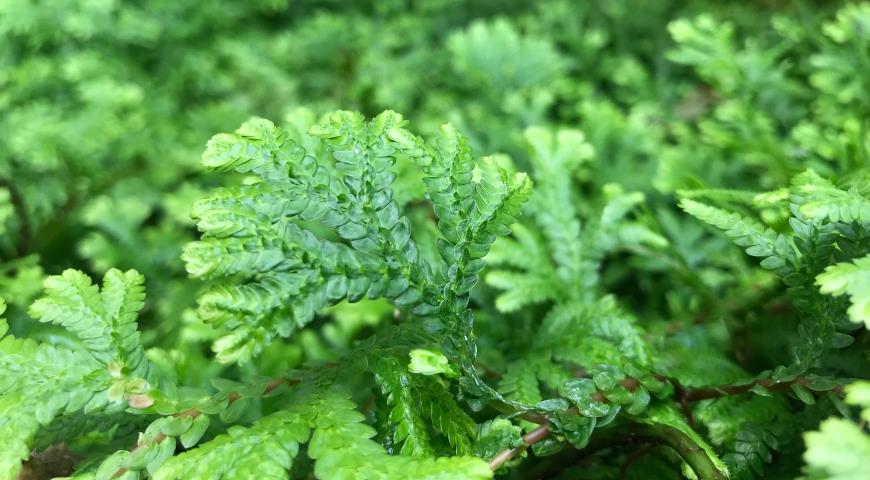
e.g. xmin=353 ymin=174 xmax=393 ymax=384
xmin=3 ymin=111 xmax=532 ymax=480
xmin=1 ymin=270 xmax=152 ymax=476
xmin=3 ymin=2 xmax=870 ymax=479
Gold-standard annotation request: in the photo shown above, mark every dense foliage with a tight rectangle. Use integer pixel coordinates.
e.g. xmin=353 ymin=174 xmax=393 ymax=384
xmin=1 ymin=1 xmax=868 ymax=479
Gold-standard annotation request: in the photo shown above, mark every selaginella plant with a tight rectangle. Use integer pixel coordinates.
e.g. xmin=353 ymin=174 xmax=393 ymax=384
xmin=3 ymin=103 xmax=868 ymax=480
xmin=3 ymin=111 xmax=529 ymax=480
xmin=4 ymin=4 xmax=870 ymax=479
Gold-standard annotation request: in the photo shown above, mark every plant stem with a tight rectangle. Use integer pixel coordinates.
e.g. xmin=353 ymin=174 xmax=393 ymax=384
xmin=680 ymin=376 xmax=843 ymax=402
xmin=487 ymin=424 xmax=551 ymax=471
xmin=584 ymin=422 xmax=726 ymax=480
xmin=638 ymin=423 xmax=725 ymax=480
xmin=488 ymin=421 xmax=727 ymax=480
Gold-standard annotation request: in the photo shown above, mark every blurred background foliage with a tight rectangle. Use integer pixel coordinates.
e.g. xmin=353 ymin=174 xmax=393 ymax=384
xmin=0 ymin=1 xmax=868 ymax=476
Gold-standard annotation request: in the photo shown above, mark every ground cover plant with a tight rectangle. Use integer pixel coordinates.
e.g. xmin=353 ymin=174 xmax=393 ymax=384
xmin=1 ymin=1 xmax=868 ymax=479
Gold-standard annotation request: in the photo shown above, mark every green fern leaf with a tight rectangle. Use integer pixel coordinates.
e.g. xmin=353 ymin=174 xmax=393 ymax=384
xmin=816 ymin=253 xmax=870 ymax=328
xmin=0 ymin=270 xmax=150 ymax=478
xmin=680 ymin=198 xmax=795 ymax=273
xmin=307 ymin=388 xmax=492 ymax=480
xmin=803 ymin=382 xmax=870 ymax=480
xmin=498 ymin=359 xmax=543 ymax=405
xmin=524 ymin=126 xmax=591 ymax=280
xmin=153 ymin=408 xmax=310 ymax=480
xmin=386 ymin=124 xmax=532 ymax=307
xmin=417 ymin=376 xmax=477 ymax=455
xmin=485 ymin=270 xmax=557 ymax=313
xmin=372 ymin=356 xmax=434 ymax=457
xmin=183 ymin=114 xmax=428 ymax=363
xmin=29 ymin=269 xmax=149 ymax=377
xmin=539 ymin=297 xmax=650 ymax=367
xmin=185 ymin=113 xmax=531 ymax=363
xmin=792 ymin=169 xmax=870 ymax=225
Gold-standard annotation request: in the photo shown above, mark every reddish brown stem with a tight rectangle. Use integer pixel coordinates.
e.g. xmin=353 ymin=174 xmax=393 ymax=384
xmin=489 ymin=374 xmax=845 ymax=475
xmin=680 ymin=376 xmax=842 ymax=402
xmin=669 ymin=378 xmax=696 ymax=428
xmin=488 ymin=425 xmax=551 ymax=471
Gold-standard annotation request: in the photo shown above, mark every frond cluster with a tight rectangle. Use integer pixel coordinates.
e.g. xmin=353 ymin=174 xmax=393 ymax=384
xmin=2 ymin=1 xmax=869 ymax=479
xmin=182 ymin=112 xmax=530 ymax=364
xmin=0 ymin=270 xmax=151 ymax=477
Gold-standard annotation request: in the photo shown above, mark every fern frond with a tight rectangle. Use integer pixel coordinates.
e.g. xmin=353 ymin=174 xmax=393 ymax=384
xmin=815 ymin=253 xmax=870 ymax=328
xmin=802 ymin=381 xmax=870 ymax=479
xmin=90 ymin=376 xmax=301 ymax=478
xmin=372 ymin=356 xmax=434 ymax=457
xmin=307 ymin=388 xmax=492 ymax=479
xmin=98 ymin=377 xmax=481 ymax=479
xmin=654 ymin=346 xmax=749 ymax=388
xmin=387 ymin=123 xmax=532 ymax=298
xmin=446 ymin=19 xmax=566 ymax=91
xmin=443 ymin=156 xmax=531 ymax=303
xmin=417 ymin=376 xmax=476 ymax=455
xmin=695 ymin=395 xmax=788 ymax=478
xmin=722 ymin=423 xmax=784 ymax=479
xmin=28 ymin=269 xmax=148 ymax=376
xmin=539 ymin=297 xmax=650 ymax=367
xmin=485 ymin=223 xmax=550 ymax=272
xmin=680 ymin=198 xmax=796 ymax=274
xmin=183 ymin=114 xmax=426 ymax=363
xmin=677 ymin=188 xmax=762 ymax=206
xmin=153 ymin=407 xmax=310 ymax=480
xmin=387 ymin=124 xmax=475 ymax=248
xmin=498 ymin=359 xmax=543 ymax=405
xmin=791 ymin=169 xmax=870 ymax=225
xmin=696 ymin=395 xmax=787 ymax=446
xmin=484 ymin=270 xmax=557 ymax=313
xmin=186 ymin=113 xmax=531 ymax=363
xmin=524 ymin=126 xmax=591 ymax=278
xmin=594 ymin=187 xmax=668 ymax=253
xmin=0 ymin=270 xmax=151 ymax=478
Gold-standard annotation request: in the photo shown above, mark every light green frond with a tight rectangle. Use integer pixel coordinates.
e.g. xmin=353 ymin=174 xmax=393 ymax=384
xmin=183 ymin=114 xmax=427 ymax=363
xmin=524 ymin=126 xmax=591 ymax=277
xmin=153 ymin=408 xmax=310 ymax=480
xmin=680 ymin=198 xmax=795 ymax=274
xmin=28 ymin=269 xmax=147 ymax=375
xmin=803 ymin=382 xmax=870 ymax=480
xmin=498 ymin=359 xmax=543 ymax=405
xmin=595 ymin=187 xmax=668 ymax=252
xmin=485 ymin=270 xmax=558 ymax=313
xmin=387 ymin=123 xmax=475 ymax=249
xmin=538 ymin=297 xmax=649 ymax=367
xmin=447 ymin=156 xmax=530 ymax=297
xmin=792 ymin=169 xmax=870 ymax=225
xmin=447 ymin=19 xmax=566 ymax=91
xmin=386 ymin=122 xmax=532 ymax=320
xmin=486 ymin=223 xmax=550 ymax=272
xmin=307 ymin=388 xmax=492 ymax=480
xmin=803 ymin=416 xmax=870 ymax=480
xmin=677 ymin=188 xmax=761 ymax=206
xmin=816 ymin=253 xmax=870 ymax=328
xmin=0 ymin=270 xmax=150 ymax=478
xmin=186 ymin=113 xmax=532 ymax=361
